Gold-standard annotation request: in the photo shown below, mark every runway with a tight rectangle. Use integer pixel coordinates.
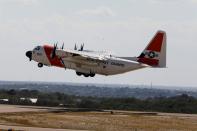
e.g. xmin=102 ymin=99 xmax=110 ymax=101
xmin=0 ymin=125 xmax=87 ymax=131
xmin=0 ymin=104 xmax=197 ymax=131
xmin=0 ymin=104 xmax=48 ymax=113
xmin=0 ymin=104 xmax=88 ymax=131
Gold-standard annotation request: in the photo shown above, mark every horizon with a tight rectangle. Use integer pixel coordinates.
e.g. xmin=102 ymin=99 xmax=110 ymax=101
xmin=0 ymin=80 xmax=196 ymax=91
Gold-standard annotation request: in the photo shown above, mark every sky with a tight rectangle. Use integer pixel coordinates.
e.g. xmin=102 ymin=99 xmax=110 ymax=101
xmin=0 ymin=0 xmax=197 ymax=87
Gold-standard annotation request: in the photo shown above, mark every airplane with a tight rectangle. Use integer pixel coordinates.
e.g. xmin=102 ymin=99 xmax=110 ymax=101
xmin=26 ymin=30 xmax=166 ymax=77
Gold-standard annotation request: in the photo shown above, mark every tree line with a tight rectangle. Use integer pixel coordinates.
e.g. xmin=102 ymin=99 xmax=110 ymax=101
xmin=0 ymin=89 xmax=197 ymax=114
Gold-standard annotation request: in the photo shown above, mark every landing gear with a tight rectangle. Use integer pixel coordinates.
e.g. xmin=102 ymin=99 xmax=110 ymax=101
xmin=38 ymin=63 xmax=43 ymax=68
xmin=90 ymin=73 xmax=95 ymax=77
xmin=76 ymin=72 xmax=82 ymax=76
xmin=76 ymin=72 xmax=95 ymax=77
xmin=84 ymin=74 xmax=89 ymax=77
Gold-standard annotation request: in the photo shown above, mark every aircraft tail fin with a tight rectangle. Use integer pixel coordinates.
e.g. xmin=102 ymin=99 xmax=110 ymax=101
xmin=137 ymin=30 xmax=167 ymax=67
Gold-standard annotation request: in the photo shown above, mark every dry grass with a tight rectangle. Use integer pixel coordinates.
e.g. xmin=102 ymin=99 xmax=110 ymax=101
xmin=0 ymin=111 xmax=197 ymax=131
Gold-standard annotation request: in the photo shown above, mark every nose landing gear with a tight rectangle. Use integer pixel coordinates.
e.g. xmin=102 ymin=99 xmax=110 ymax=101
xmin=38 ymin=63 xmax=43 ymax=68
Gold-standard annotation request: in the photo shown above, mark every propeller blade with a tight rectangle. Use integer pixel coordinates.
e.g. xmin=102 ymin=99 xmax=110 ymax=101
xmin=74 ymin=43 xmax=77 ymax=50
xmin=81 ymin=43 xmax=84 ymax=51
xmin=60 ymin=57 xmax=66 ymax=70
xmin=61 ymin=43 xmax=64 ymax=49
xmin=51 ymin=44 xmax=57 ymax=59
xmin=79 ymin=43 xmax=84 ymax=51
xmin=80 ymin=45 xmax=82 ymax=51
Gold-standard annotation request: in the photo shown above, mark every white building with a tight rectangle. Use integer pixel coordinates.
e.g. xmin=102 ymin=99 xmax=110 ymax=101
xmin=20 ymin=98 xmax=38 ymax=104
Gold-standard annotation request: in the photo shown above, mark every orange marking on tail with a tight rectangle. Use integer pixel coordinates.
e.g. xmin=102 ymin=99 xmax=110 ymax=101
xmin=147 ymin=32 xmax=164 ymax=52
xmin=138 ymin=58 xmax=159 ymax=66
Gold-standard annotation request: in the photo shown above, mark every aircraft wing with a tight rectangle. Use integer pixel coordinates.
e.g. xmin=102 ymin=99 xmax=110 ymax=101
xmin=55 ymin=49 xmax=107 ymax=63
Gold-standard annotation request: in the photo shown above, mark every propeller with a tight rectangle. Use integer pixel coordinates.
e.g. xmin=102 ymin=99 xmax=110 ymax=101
xmin=60 ymin=57 xmax=66 ymax=70
xmin=79 ymin=43 xmax=84 ymax=51
xmin=74 ymin=43 xmax=77 ymax=50
xmin=51 ymin=43 xmax=58 ymax=59
xmin=61 ymin=43 xmax=64 ymax=50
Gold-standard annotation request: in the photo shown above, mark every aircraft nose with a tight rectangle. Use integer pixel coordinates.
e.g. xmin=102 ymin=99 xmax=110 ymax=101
xmin=26 ymin=51 xmax=32 ymax=61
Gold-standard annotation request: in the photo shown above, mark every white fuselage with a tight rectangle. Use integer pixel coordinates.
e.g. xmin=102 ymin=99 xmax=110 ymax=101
xmin=30 ymin=45 xmax=148 ymax=76
xmin=62 ymin=56 xmax=146 ymax=75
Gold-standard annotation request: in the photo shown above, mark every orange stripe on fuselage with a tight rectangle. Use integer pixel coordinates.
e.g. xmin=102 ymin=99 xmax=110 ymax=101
xmin=43 ymin=45 xmax=64 ymax=68
xmin=146 ymin=32 xmax=163 ymax=52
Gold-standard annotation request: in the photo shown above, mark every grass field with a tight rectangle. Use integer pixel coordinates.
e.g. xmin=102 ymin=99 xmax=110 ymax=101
xmin=0 ymin=108 xmax=197 ymax=131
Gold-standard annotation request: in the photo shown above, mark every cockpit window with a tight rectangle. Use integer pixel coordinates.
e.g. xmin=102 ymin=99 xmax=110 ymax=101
xmin=34 ymin=46 xmax=41 ymax=51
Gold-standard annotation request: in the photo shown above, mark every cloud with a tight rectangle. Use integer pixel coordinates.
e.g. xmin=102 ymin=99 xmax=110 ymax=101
xmin=0 ymin=0 xmax=39 ymax=6
xmin=147 ymin=0 xmax=197 ymax=4
xmin=16 ymin=0 xmax=39 ymax=5
xmin=77 ymin=6 xmax=115 ymax=17
xmin=191 ymin=0 xmax=197 ymax=3
xmin=149 ymin=0 xmax=184 ymax=4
